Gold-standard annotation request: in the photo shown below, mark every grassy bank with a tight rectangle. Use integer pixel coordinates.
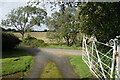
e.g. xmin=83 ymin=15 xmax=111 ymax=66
xmin=1 ymin=49 xmax=33 ymax=78
xmin=68 ymin=56 xmax=93 ymax=79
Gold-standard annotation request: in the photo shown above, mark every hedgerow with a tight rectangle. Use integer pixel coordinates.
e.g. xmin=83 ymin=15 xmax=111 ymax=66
xmin=2 ymin=32 xmax=21 ymax=50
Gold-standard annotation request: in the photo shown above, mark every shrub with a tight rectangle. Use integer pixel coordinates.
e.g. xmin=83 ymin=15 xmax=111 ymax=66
xmin=24 ymin=34 xmax=36 ymax=40
xmin=20 ymin=35 xmax=47 ymax=48
xmin=30 ymin=39 xmax=47 ymax=47
xmin=2 ymin=32 xmax=21 ymax=50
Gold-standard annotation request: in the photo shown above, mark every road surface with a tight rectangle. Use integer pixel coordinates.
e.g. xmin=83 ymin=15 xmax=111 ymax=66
xmin=17 ymin=47 xmax=82 ymax=79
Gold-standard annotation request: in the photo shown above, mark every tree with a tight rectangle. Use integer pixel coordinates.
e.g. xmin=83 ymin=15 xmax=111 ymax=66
xmin=60 ymin=22 xmax=79 ymax=46
xmin=30 ymin=0 xmax=120 ymax=43
xmin=79 ymin=2 xmax=120 ymax=42
xmin=1 ymin=6 xmax=47 ymax=40
xmin=46 ymin=1 xmax=120 ymax=43
xmin=49 ymin=2 xmax=120 ymax=43
xmin=46 ymin=7 xmax=80 ymax=46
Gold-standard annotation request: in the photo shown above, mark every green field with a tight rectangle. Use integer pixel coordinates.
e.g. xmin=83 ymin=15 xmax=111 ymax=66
xmin=1 ymin=49 xmax=33 ymax=78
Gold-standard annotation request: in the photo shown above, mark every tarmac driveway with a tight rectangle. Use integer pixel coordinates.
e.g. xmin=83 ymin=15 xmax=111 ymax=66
xmin=17 ymin=47 xmax=82 ymax=79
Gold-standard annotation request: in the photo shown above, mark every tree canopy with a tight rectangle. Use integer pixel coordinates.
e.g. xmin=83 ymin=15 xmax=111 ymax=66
xmin=79 ymin=2 xmax=120 ymax=42
xmin=46 ymin=7 xmax=81 ymax=46
xmin=46 ymin=2 xmax=120 ymax=45
xmin=1 ymin=6 xmax=47 ymax=39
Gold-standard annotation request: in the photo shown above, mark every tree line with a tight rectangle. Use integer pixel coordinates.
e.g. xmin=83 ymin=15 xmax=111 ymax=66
xmin=1 ymin=2 xmax=120 ymax=46
xmin=46 ymin=2 xmax=120 ymax=46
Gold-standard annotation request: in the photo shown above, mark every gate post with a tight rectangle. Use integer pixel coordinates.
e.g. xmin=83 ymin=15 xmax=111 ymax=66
xmin=111 ymin=40 xmax=116 ymax=78
xmin=82 ymin=35 xmax=85 ymax=60
xmin=116 ymin=45 xmax=120 ymax=79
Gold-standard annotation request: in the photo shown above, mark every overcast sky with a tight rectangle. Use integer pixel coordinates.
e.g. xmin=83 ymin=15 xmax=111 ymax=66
xmin=0 ymin=0 xmax=59 ymax=31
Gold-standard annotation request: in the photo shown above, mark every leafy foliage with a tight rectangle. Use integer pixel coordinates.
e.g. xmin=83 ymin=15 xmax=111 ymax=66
xmin=46 ymin=7 xmax=82 ymax=46
xmin=2 ymin=32 xmax=21 ymax=50
xmin=79 ymin=2 xmax=120 ymax=42
xmin=46 ymin=2 xmax=120 ymax=43
xmin=1 ymin=6 xmax=47 ymax=39
xmin=24 ymin=34 xmax=36 ymax=40
xmin=30 ymin=1 xmax=120 ymax=43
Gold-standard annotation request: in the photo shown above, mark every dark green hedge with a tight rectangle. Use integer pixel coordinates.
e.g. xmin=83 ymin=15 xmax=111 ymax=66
xmin=2 ymin=32 xmax=21 ymax=50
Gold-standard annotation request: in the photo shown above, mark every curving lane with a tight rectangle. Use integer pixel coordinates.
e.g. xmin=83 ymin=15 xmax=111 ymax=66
xmin=17 ymin=47 xmax=82 ymax=79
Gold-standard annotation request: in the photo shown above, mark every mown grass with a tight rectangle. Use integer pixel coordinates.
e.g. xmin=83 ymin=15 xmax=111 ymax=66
xmin=19 ymin=42 xmax=82 ymax=50
xmin=1 ymin=49 xmax=33 ymax=77
xmin=68 ymin=56 xmax=93 ymax=79
xmin=45 ymin=43 xmax=82 ymax=50
xmin=40 ymin=61 xmax=63 ymax=78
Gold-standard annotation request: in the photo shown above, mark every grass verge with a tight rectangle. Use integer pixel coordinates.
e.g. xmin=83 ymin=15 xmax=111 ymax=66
xmin=40 ymin=61 xmax=63 ymax=78
xmin=19 ymin=42 xmax=82 ymax=50
xmin=1 ymin=49 xmax=33 ymax=78
xmin=45 ymin=44 xmax=82 ymax=50
xmin=67 ymin=56 xmax=93 ymax=79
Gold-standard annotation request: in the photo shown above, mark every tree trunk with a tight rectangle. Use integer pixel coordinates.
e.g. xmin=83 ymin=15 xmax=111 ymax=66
xmin=21 ymin=32 xmax=24 ymax=40
xmin=22 ymin=34 xmax=24 ymax=40
xmin=67 ymin=39 xmax=70 ymax=46
xmin=63 ymin=36 xmax=70 ymax=46
xmin=70 ymin=35 xmax=76 ymax=46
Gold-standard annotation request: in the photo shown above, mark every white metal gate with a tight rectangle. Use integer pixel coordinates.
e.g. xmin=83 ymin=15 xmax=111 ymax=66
xmin=82 ymin=35 xmax=120 ymax=79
